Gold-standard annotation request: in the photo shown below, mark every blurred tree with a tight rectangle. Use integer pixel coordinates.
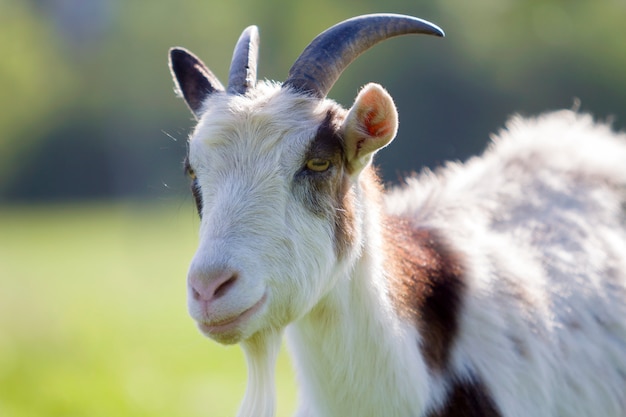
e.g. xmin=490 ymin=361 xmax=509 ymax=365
xmin=0 ymin=0 xmax=76 ymax=194
xmin=1 ymin=0 xmax=625 ymax=202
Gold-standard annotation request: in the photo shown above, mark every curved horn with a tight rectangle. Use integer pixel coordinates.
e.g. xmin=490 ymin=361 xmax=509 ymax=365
xmin=227 ymin=25 xmax=260 ymax=95
xmin=283 ymin=14 xmax=444 ymax=98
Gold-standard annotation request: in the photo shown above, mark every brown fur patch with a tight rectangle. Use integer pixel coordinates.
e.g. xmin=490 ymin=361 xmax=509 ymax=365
xmin=294 ymin=109 xmax=358 ymax=258
xmin=384 ymin=216 xmax=466 ymax=371
xmin=333 ymin=176 xmax=357 ymax=257
xmin=427 ymin=379 xmax=502 ymax=417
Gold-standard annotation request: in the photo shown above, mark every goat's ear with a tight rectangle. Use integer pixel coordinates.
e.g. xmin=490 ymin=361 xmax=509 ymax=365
xmin=343 ymin=83 xmax=398 ymax=175
xmin=169 ymin=47 xmax=225 ymax=119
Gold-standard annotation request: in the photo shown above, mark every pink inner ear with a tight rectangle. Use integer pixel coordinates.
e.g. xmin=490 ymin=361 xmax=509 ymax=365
xmin=364 ymin=109 xmax=392 ymax=138
xmin=345 ymin=83 xmax=398 ymax=171
xmin=359 ymin=89 xmax=393 ymax=139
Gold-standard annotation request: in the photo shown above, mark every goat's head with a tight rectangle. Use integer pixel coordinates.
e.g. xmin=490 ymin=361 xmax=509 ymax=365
xmin=169 ymin=14 xmax=443 ymax=345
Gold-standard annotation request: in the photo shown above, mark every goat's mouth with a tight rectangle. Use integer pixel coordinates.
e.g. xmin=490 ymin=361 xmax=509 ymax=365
xmin=197 ymin=293 xmax=268 ymax=340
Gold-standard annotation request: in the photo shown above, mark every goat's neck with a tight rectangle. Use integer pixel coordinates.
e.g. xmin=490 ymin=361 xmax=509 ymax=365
xmin=287 ymin=178 xmax=432 ymax=417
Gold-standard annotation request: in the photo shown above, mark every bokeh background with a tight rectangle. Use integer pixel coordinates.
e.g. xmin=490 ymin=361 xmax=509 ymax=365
xmin=1 ymin=0 xmax=625 ymax=416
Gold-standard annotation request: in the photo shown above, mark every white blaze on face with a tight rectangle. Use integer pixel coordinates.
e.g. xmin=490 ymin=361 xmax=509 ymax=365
xmin=185 ymin=87 xmax=339 ymax=344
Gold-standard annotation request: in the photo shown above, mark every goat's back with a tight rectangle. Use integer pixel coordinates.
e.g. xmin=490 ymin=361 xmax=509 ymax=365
xmin=385 ymin=110 xmax=626 ymax=417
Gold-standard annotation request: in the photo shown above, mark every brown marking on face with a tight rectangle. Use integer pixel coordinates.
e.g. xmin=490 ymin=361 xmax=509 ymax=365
xmin=384 ymin=215 xmax=466 ymax=371
xmin=294 ymin=109 xmax=359 ymax=258
xmin=426 ymin=378 xmax=502 ymax=417
xmin=184 ymin=154 xmax=203 ymax=216
xmin=333 ymin=176 xmax=357 ymax=258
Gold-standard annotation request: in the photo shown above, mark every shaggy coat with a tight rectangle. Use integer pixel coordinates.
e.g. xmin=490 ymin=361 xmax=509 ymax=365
xmin=169 ymin=15 xmax=626 ymax=417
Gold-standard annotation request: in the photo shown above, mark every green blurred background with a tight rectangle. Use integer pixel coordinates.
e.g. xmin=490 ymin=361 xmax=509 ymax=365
xmin=1 ymin=0 xmax=625 ymax=416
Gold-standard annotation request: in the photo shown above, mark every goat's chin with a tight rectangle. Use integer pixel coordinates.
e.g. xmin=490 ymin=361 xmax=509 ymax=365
xmin=196 ymin=293 xmax=269 ymax=344
xmin=198 ymin=323 xmax=244 ymax=344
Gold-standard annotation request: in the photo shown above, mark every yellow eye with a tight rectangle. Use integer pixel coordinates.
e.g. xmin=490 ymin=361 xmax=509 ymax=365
xmin=188 ymin=168 xmax=196 ymax=180
xmin=306 ymin=158 xmax=330 ymax=172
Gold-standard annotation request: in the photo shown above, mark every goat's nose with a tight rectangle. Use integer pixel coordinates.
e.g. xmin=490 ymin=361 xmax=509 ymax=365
xmin=188 ymin=268 xmax=239 ymax=302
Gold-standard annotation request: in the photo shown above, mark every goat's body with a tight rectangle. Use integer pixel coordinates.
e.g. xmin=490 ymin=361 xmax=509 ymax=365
xmin=288 ymin=110 xmax=626 ymax=417
xmin=169 ymin=15 xmax=626 ymax=417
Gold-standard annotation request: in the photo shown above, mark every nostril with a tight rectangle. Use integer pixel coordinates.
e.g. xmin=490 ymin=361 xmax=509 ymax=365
xmin=188 ymin=268 xmax=239 ymax=302
xmin=213 ymin=273 xmax=238 ymax=299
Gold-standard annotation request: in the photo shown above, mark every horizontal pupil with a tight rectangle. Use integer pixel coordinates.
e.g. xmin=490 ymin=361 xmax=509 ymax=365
xmin=308 ymin=159 xmax=330 ymax=170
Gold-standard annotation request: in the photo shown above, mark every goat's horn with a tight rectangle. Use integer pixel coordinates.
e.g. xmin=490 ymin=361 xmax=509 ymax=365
xmin=227 ymin=25 xmax=260 ymax=95
xmin=283 ymin=14 xmax=444 ymax=98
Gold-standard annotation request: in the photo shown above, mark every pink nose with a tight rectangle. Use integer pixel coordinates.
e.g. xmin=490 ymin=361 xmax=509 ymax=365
xmin=188 ymin=268 xmax=239 ymax=302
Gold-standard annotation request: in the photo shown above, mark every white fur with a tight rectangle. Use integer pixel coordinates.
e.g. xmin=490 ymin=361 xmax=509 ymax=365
xmin=184 ymin=80 xmax=626 ymax=417
xmin=385 ymin=110 xmax=626 ymax=417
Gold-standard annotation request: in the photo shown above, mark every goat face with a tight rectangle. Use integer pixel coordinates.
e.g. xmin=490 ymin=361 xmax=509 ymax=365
xmin=169 ymin=15 xmax=441 ymax=343
xmin=181 ymin=83 xmax=397 ymax=344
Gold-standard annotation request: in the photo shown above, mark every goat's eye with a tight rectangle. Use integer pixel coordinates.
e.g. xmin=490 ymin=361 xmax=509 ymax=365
xmin=184 ymin=157 xmax=197 ymax=180
xmin=306 ymin=158 xmax=330 ymax=172
xmin=191 ymin=178 xmax=203 ymax=216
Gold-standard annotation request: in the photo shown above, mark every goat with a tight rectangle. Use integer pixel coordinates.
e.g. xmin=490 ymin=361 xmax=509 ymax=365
xmin=168 ymin=13 xmax=626 ymax=417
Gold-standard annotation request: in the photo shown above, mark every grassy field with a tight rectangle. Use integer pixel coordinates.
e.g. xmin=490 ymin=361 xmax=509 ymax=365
xmin=0 ymin=202 xmax=297 ymax=417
